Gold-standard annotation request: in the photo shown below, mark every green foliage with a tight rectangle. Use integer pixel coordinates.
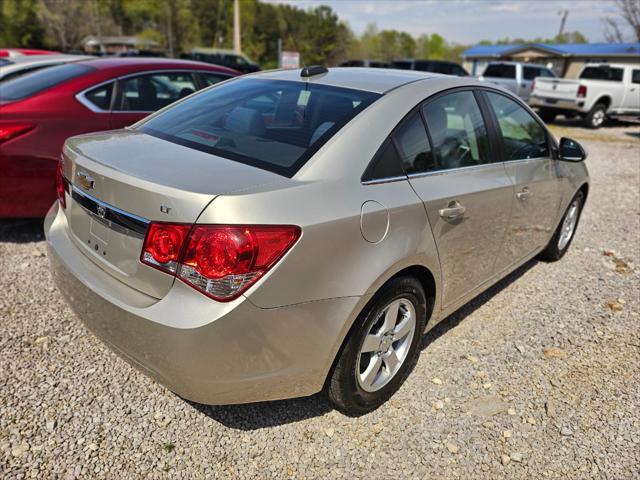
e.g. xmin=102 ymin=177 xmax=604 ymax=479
xmin=0 ymin=0 xmax=46 ymax=48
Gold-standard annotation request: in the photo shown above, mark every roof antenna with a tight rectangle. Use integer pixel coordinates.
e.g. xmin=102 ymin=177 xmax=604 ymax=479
xmin=301 ymin=65 xmax=328 ymax=78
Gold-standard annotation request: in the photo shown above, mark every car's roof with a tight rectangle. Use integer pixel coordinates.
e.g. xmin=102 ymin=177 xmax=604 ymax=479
xmin=76 ymin=56 xmax=234 ymax=70
xmin=255 ymin=67 xmax=441 ymax=94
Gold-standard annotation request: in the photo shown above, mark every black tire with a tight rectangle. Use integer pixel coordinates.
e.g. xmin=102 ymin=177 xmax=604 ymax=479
xmin=538 ymin=109 xmax=557 ymax=123
xmin=539 ymin=190 xmax=584 ymax=262
xmin=584 ymin=103 xmax=607 ymax=129
xmin=327 ymin=276 xmax=429 ymax=415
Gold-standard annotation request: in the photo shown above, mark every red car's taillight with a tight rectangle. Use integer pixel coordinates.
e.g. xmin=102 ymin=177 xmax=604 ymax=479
xmin=56 ymin=161 xmax=69 ymax=209
xmin=577 ymin=85 xmax=587 ymax=98
xmin=0 ymin=123 xmax=34 ymax=144
xmin=141 ymin=223 xmax=300 ymax=301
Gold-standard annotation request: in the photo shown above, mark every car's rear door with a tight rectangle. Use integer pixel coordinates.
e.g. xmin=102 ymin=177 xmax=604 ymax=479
xmin=621 ymin=68 xmax=640 ymax=112
xmin=110 ymin=70 xmax=199 ymax=129
xmin=405 ymin=89 xmax=513 ymax=308
xmin=481 ymin=89 xmax=561 ymax=272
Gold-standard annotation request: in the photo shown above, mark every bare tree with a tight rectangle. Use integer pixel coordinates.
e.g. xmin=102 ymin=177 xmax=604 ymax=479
xmin=603 ymin=0 xmax=640 ymax=42
xmin=38 ymin=0 xmax=93 ymax=50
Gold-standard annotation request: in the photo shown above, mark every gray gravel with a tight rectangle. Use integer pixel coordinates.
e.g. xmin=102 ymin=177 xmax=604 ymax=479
xmin=1 ymin=124 xmax=639 ymax=479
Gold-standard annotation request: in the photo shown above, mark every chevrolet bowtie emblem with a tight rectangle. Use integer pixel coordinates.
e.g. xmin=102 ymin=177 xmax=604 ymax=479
xmin=76 ymin=171 xmax=95 ymax=190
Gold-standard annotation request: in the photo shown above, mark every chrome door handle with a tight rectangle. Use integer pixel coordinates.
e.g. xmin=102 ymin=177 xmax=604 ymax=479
xmin=439 ymin=201 xmax=466 ymax=220
xmin=516 ymin=187 xmax=531 ymax=201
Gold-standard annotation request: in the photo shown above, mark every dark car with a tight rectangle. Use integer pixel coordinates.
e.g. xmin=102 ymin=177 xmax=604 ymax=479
xmin=391 ymin=59 xmax=468 ymax=76
xmin=340 ymin=59 xmax=392 ymax=68
xmin=183 ymin=48 xmax=260 ymax=74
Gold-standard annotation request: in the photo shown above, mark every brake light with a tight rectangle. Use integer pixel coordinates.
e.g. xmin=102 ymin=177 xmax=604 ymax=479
xmin=141 ymin=224 xmax=300 ymax=301
xmin=577 ymin=85 xmax=587 ymax=98
xmin=0 ymin=123 xmax=34 ymax=144
xmin=56 ymin=161 xmax=69 ymax=209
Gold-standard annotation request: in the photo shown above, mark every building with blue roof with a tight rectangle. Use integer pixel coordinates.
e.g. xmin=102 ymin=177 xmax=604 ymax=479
xmin=462 ymin=42 xmax=640 ymax=77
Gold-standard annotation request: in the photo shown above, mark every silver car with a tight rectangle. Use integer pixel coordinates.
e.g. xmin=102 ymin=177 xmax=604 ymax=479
xmin=46 ymin=66 xmax=589 ymax=415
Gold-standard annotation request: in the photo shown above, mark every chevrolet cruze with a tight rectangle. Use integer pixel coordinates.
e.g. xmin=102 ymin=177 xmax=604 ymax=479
xmin=46 ymin=67 xmax=589 ymax=415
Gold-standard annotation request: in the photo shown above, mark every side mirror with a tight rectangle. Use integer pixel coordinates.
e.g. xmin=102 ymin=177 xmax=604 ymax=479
xmin=558 ymin=137 xmax=587 ymax=162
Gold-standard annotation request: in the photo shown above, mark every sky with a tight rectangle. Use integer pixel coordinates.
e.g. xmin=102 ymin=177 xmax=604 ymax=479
xmin=265 ymin=0 xmax=626 ymax=44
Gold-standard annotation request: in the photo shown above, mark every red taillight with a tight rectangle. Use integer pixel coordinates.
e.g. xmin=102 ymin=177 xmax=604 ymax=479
xmin=0 ymin=123 xmax=34 ymax=144
xmin=577 ymin=85 xmax=587 ymax=98
xmin=140 ymin=223 xmax=191 ymax=274
xmin=141 ymin=223 xmax=300 ymax=301
xmin=56 ymin=161 xmax=68 ymax=209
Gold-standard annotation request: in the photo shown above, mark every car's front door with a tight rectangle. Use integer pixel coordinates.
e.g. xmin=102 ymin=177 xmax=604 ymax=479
xmin=403 ymin=90 xmax=513 ymax=308
xmin=622 ymin=68 xmax=640 ymax=112
xmin=482 ymin=90 xmax=561 ymax=272
xmin=110 ymin=71 xmax=199 ymax=129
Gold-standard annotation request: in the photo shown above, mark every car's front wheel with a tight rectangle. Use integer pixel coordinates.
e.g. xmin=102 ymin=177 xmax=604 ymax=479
xmin=327 ymin=276 xmax=428 ymax=415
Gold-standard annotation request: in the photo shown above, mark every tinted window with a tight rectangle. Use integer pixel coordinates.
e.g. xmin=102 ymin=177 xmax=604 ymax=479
xmin=201 ymin=72 xmax=232 ymax=86
xmin=139 ymin=78 xmax=380 ymax=177
xmin=393 ymin=113 xmax=433 ymax=174
xmin=422 ymin=91 xmax=491 ymax=170
xmin=539 ymin=68 xmax=555 ymax=78
xmin=0 ymin=63 xmax=93 ymax=100
xmin=452 ymin=65 xmax=468 ymax=76
xmin=523 ymin=67 xmax=540 ymax=80
xmin=392 ymin=61 xmax=412 ymax=70
xmin=362 ymin=139 xmax=404 ymax=181
xmin=1 ymin=64 xmax=53 ymax=83
xmin=84 ymin=82 xmax=113 ymax=110
xmin=118 ymin=72 xmax=197 ymax=111
xmin=632 ymin=70 xmax=640 ymax=84
xmin=580 ymin=66 xmax=623 ymax=82
xmin=483 ymin=64 xmax=516 ymax=79
xmin=485 ymin=91 xmax=548 ymax=160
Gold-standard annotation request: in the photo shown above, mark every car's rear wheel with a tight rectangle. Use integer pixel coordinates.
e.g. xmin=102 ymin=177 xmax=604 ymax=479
xmin=584 ymin=103 xmax=607 ymax=129
xmin=539 ymin=190 xmax=584 ymax=262
xmin=327 ymin=276 xmax=428 ymax=415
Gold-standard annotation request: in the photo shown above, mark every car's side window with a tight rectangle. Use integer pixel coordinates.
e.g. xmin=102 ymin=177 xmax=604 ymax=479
xmin=117 ymin=72 xmax=197 ymax=111
xmin=200 ymin=72 xmax=232 ymax=87
xmin=421 ymin=91 xmax=492 ymax=171
xmin=523 ymin=66 xmax=539 ymax=80
xmin=85 ymin=82 xmax=114 ymax=111
xmin=485 ymin=91 xmax=549 ymax=161
xmin=392 ymin=113 xmax=434 ymax=174
xmin=362 ymin=138 xmax=405 ymax=182
xmin=632 ymin=69 xmax=640 ymax=84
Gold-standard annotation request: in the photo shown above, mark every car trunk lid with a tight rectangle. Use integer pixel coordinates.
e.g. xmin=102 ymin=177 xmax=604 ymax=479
xmin=532 ymin=78 xmax=580 ymax=100
xmin=61 ymin=129 xmax=286 ymax=299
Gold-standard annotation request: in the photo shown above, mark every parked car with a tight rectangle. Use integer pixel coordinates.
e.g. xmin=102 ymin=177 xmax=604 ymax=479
xmin=340 ymin=59 xmax=392 ymax=68
xmin=478 ymin=61 xmax=556 ymax=101
xmin=0 ymin=54 xmax=93 ymax=83
xmin=0 ymin=57 xmax=239 ymax=217
xmin=183 ymin=48 xmax=260 ymax=74
xmin=530 ymin=63 xmax=640 ymax=128
xmin=391 ymin=59 xmax=468 ymax=76
xmin=46 ymin=67 xmax=589 ymax=415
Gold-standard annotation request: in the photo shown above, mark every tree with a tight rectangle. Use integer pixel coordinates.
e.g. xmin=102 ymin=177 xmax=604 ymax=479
xmin=0 ymin=0 xmax=46 ymax=48
xmin=603 ymin=0 xmax=640 ymax=42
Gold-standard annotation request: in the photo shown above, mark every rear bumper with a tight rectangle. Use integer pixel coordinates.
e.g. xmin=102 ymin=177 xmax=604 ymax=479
xmin=529 ymin=95 xmax=586 ymax=113
xmin=45 ymin=203 xmax=361 ymax=404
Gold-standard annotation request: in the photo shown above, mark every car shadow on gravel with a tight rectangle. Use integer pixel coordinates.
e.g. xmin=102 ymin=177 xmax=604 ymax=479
xmin=0 ymin=219 xmax=45 ymax=243
xmin=187 ymin=259 xmax=539 ymax=430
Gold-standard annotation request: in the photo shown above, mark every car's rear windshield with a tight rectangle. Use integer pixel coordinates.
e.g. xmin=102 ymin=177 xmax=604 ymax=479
xmin=138 ymin=78 xmax=381 ymax=177
xmin=579 ymin=66 xmax=623 ymax=82
xmin=483 ymin=64 xmax=516 ymax=78
xmin=0 ymin=63 xmax=94 ymax=100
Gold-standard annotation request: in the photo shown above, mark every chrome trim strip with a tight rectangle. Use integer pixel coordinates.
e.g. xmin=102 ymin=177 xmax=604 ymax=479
xmin=75 ymin=78 xmax=115 ymax=113
xmin=362 ymin=175 xmax=407 ymax=186
xmin=407 ymin=161 xmax=505 ymax=180
xmin=71 ymin=184 xmax=149 ymax=238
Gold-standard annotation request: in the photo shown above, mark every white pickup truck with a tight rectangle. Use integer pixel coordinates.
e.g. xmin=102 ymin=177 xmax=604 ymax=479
xmin=478 ymin=62 xmax=556 ymax=102
xmin=529 ymin=63 xmax=640 ymax=128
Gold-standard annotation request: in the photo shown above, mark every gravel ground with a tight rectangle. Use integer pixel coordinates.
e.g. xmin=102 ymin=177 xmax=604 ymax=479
xmin=1 ymin=124 xmax=639 ymax=479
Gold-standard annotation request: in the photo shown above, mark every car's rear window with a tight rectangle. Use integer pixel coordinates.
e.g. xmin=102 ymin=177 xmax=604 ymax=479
xmin=138 ymin=78 xmax=381 ymax=177
xmin=0 ymin=63 xmax=94 ymax=100
xmin=483 ymin=64 xmax=516 ymax=79
xmin=580 ymin=66 xmax=623 ymax=82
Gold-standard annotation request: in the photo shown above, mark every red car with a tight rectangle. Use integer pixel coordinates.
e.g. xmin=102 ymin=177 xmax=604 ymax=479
xmin=0 ymin=57 xmax=238 ymax=217
xmin=0 ymin=48 xmax=60 ymax=58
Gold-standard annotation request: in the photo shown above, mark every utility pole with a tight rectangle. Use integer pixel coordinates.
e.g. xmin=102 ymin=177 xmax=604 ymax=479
xmin=233 ymin=0 xmax=241 ymax=54
xmin=557 ymin=9 xmax=569 ymax=38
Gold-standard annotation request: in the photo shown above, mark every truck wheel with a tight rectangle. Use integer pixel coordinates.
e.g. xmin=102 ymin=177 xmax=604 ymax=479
xmin=538 ymin=109 xmax=556 ymax=123
xmin=584 ymin=103 xmax=607 ymax=129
